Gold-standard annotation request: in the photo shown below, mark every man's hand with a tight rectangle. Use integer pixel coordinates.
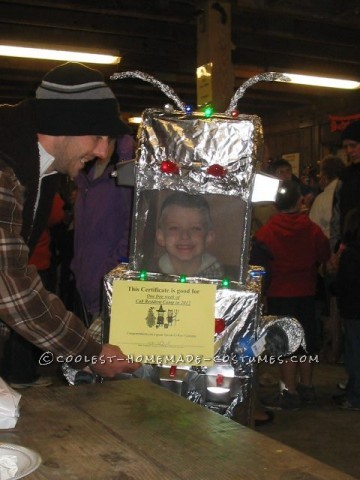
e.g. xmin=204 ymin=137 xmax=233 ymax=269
xmin=90 ymin=344 xmax=141 ymax=378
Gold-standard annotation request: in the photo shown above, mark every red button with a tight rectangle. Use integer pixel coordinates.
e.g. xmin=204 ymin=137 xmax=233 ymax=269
xmin=207 ymin=164 xmax=227 ymax=177
xmin=160 ymin=160 xmax=179 ymax=174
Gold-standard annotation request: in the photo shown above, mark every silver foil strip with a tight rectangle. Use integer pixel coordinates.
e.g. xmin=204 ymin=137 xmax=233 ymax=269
xmin=225 ymin=72 xmax=291 ymax=115
xmin=110 ymin=70 xmax=290 ymax=117
xmin=110 ymin=71 xmax=186 ymax=112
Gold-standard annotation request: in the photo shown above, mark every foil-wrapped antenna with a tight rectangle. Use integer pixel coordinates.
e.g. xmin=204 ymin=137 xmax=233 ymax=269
xmin=110 ymin=70 xmax=186 ymax=112
xmin=225 ymin=72 xmax=291 ymax=115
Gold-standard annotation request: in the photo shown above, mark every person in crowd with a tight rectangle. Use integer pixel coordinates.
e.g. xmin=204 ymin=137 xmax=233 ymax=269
xmin=255 ymin=180 xmax=330 ymax=409
xmin=330 ymin=120 xmax=360 ymax=251
xmin=301 ymin=166 xmax=321 ymax=198
xmin=333 ymin=207 xmax=360 ymax=410
xmin=154 ymin=192 xmax=224 ymax=278
xmin=308 ymin=155 xmax=346 ymax=364
xmin=269 ymin=159 xmax=315 ymax=212
xmin=71 ymin=134 xmax=134 ymax=325
xmin=0 ymin=61 xmax=140 ymax=386
xmin=309 ymin=155 xmax=345 ymax=238
xmin=268 ymin=158 xmax=293 ymax=182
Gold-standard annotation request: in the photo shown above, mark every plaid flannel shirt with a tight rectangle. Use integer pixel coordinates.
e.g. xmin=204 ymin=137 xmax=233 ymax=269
xmin=0 ymin=163 xmax=102 ymax=360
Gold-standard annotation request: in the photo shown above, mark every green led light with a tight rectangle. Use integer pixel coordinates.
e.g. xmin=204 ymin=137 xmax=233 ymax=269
xmin=179 ymin=275 xmax=187 ymax=283
xmin=204 ymin=104 xmax=214 ymax=118
xmin=221 ymin=277 xmax=230 ymax=288
xmin=139 ymin=270 xmax=148 ymax=281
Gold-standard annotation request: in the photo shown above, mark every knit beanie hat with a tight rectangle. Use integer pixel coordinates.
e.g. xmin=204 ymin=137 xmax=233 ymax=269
xmin=341 ymin=120 xmax=360 ymax=143
xmin=34 ymin=62 xmax=129 ymax=136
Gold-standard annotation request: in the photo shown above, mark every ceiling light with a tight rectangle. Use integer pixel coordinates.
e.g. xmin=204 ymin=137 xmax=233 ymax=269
xmin=0 ymin=45 xmax=120 ymax=64
xmin=278 ymin=73 xmax=359 ymax=90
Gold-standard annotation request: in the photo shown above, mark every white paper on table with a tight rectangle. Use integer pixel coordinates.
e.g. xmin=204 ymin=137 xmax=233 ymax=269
xmin=0 ymin=377 xmax=21 ymax=429
xmin=0 ymin=454 xmax=18 ymax=479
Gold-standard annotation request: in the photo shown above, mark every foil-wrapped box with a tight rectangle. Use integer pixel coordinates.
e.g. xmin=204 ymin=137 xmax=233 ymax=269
xmin=129 ymin=109 xmax=263 ymax=284
xmin=103 ymin=266 xmax=260 ymax=426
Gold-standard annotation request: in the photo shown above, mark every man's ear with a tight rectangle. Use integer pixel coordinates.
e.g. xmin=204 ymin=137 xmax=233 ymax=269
xmin=205 ymin=229 xmax=215 ymax=246
xmin=156 ymin=228 xmax=166 ymax=247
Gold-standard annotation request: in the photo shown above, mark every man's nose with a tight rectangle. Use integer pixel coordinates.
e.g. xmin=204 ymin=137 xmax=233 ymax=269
xmin=94 ymin=137 xmax=111 ymax=160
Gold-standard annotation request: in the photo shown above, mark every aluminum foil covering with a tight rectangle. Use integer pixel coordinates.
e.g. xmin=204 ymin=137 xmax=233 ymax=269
xmin=129 ymin=110 xmax=263 ymax=284
xmin=135 ymin=109 xmax=262 ymax=196
xmin=99 ymin=71 xmax=298 ymax=426
xmin=258 ymin=315 xmax=306 ymax=356
xmin=102 ymin=266 xmax=259 ymax=425
xmin=246 ymin=264 xmax=266 ymax=297
xmin=63 ymin=264 xmax=304 ymax=428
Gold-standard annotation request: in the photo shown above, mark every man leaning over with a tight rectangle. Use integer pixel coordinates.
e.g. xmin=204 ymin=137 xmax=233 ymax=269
xmin=0 ymin=62 xmax=140 ymax=380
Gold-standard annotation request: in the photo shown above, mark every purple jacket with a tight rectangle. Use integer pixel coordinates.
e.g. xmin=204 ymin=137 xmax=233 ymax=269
xmin=71 ymin=136 xmax=134 ymax=316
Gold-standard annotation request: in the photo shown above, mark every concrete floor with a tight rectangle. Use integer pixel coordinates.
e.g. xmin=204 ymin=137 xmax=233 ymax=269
xmin=255 ymin=361 xmax=360 ymax=479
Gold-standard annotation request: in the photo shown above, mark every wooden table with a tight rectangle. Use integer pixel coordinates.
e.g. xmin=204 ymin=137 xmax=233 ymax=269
xmin=1 ymin=379 xmax=356 ymax=480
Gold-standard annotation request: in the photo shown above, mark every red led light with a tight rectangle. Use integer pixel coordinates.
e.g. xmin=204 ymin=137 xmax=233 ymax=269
xmin=231 ymin=110 xmax=239 ymax=118
xmin=216 ymin=374 xmax=224 ymax=386
xmin=215 ymin=318 xmax=226 ymax=334
xmin=169 ymin=365 xmax=177 ymax=377
xmin=207 ymin=164 xmax=227 ymax=177
xmin=160 ymin=160 xmax=179 ymax=174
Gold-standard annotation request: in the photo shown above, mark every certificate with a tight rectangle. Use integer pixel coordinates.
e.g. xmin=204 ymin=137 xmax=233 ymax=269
xmin=109 ymin=280 xmax=217 ymax=366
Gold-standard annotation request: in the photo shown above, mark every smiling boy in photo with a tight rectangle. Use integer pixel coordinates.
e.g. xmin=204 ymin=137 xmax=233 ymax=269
xmin=155 ymin=192 xmax=224 ymax=279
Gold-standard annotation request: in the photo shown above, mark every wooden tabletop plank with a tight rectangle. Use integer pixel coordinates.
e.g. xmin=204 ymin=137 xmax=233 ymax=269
xmin=3 ymin=379 xmax=356 ymax=480
xmin=3 ymin=382 xmax=179 ymax=480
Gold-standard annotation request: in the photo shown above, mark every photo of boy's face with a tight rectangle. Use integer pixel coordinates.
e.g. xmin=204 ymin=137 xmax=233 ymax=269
xmin=133 ymin=189 xmax=247 ymax=282
xmin=156 ymin=203 xmax=214 ymax=275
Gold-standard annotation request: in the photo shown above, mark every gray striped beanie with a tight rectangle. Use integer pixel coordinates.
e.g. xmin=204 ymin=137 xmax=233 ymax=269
xmin=34 ymin=62 xmax=129 ymax=136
